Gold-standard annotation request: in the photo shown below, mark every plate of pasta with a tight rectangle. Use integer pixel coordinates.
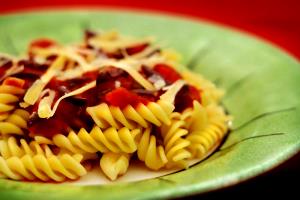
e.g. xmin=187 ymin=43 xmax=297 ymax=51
xmin=0 ymin=10 xmax=299 ymax=200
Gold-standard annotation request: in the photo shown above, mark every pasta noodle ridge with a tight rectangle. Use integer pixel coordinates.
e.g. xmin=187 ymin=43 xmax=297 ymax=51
xmin=53 ymin=126 xmax=141 ymax=154
xmin=136 ymin=128 xmax=168 ymax=170
xmin=0 ymin=109 xmax=29 ymax=136
xmin=161 ymin=118 xmax=192 ymax=168
xmin=86 ymin=99 xmax=174 ymax=129
xmin=100 ymin=152 xmax=130 ymax=181
xmin=0 ymin=136 xmax=54 ymax=159
xmin=0 ymin=154 xmax=86 ymax=182
xmin=0 ymin=80 xmax=25 ymax=122
xmin=186 ymin=104 xmax=229 ymax=158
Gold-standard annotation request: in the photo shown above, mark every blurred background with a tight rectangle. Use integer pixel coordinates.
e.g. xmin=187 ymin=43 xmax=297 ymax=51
xmin=1 ymin=0 xmax=300 ymax=59
xmin=1 ymin=0 xmax=299 ymax=198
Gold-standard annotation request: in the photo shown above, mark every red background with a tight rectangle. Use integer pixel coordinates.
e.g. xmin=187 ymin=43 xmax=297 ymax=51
xmin=1 ymin=0 xmax=300 ymax=60
xmin=1 ymin=0 xmax=299 ymax=198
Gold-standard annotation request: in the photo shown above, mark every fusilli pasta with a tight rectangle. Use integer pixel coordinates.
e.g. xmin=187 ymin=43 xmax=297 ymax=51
xmin=86 ymin=100 xmax=174 ymax=129
xmin=0 ymin=80 xmax=24 ymax=121
xmin=0 ymin=154 xmax=86 ymax=181
xmin=161 ymin=118 xmax=191 ymax=168
xmin=0 ymin=109 xmax=29 ymax=136
xmin=53 ymin=126 xmax=141 ymax=154
xmin=136 ymin=128 xmax=168 ymax=170
xmin=186 ymin=104 xmax=229 ymax=158
xmin=0 ymin=136 xmax=54 ymax=159
xmin=100 ymin=152 xmax=130 ymax=180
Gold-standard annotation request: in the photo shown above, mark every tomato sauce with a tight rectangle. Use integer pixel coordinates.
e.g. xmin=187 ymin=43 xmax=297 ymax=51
xmin=153 ymin=63 xmax=182 ymax=84
xmin=2 ymin=77 xmax=25 ymax=88
xmin=105 ymin=87 xmax=150 ymax=109
xmin=26 ymin=61 xmax=200 ymax=138
xmin=174 ymin=85 xmax=201 ymax=112
xmin=27 ymin=67 xmax=150 ymax=138
xmin=29 ymin=38 xmax=57 ymax=50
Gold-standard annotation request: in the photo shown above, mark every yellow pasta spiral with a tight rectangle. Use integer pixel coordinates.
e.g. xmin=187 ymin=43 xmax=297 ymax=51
xmin=186 ymin=104 xmax=229 ymax=158
xmin=53 ymin=126 xmax=141 ymax=154
xmin=0 ymin=109 xmax=29 ymax=136
xmin=100 ymin=152 xmax=130 ymax=181
xmin=86 ymin=100 xmax=174 ymax=129
xmin=182 ymin=71 xmax=224 ymax=106
xmin=161 ymin=118 xmax=191 ymax=168
xmin=0 ymin=84 xmax=24 ymax=121
xmin=0 ymin=154 xmax=86 ymax=182
xmin=136 ymin=128 xmax=168 ymax=170
xmin=0 ymin=136 xmax=54 ymax=159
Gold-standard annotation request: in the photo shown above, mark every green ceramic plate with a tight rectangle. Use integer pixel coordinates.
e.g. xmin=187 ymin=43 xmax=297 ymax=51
xmin=0 ymin=9 xmax=299 ymax=200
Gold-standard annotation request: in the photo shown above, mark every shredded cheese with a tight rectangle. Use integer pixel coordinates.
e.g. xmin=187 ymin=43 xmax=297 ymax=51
xmin=32 ymin=47 xmax=93 ymax=71
xmin=23 ymin=56 xmax=66 ymax=105
xmin=112 ymin=62 xmax=155 ymax=91
xmin=31 ymin=46 xmax=157 ymax=91
xmin=23 ymin=79 xmax=46 ymax=105
xmin=160 ymin=80 xmax=185 ymax=103
xmin=20 ymin=32 xmax=185 ymax=119
xmin=39 ymin=80 xmax=96 ymax=118
xmin=89 ymin=36 xmax=153 ymax=53
xmin=38 ymin=90 xmax=56 ymax=118
xmin=59 ymin=58 xmax=156 ymax=91
xmin=130 ymin=45 xmax=159 ymax=59
xmin=19 ymin=102 xmax=30 ymax=108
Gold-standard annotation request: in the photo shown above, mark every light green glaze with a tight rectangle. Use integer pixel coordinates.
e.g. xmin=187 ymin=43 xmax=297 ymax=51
xmin=0 ymin=10 xmax=299 ymax=200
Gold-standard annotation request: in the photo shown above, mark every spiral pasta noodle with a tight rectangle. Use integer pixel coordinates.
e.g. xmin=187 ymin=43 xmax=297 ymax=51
xmin=0 ymin=154 xmax=86 ymax=181
xmin=0 ymin=80 xmax=25 ymax=121
xmin=0 ymin=136 xmax=54 ymax=159
xmin=100 ymin=152 xmax=130 ymax=180
xmin=161 ymin=118 xmax=191 ymax=168
xmin=186 ymin=104 xmax=229 ymax=158
xmin=0 ymin=109 xmax=30 ymax=136
xmin=184 ymin=101 xmax=209 ymax=132
xmin=87 ymin=100 xmax=174 ymax=129
xmin=52 ymin=126 xmax=141 ymax=154
xmin=136 ymin=128 xmax=168 ymax=170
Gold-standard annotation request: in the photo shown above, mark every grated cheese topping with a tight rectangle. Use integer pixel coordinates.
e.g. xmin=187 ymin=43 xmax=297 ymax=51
xmin=160 ymin=80 xmax=185 ymax=103
xmin=88 ymin=31 xmax=153 ymax=53
xmin=23 ymin=56 xmax=66 ymax=105
xmin=20 ymin=31 xmax=187 ymax=118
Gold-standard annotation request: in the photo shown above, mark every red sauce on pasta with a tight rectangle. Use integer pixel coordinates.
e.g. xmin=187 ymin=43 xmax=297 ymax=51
xmin=105 ymin=87 xmax=150 ymax=109
xmin=22 ymin=45 xmax=201 ymax=139
xmin=2 ymin=77 xmax=25 ymax=88
xmin=153 ymin=63 xmax=182 ymax=84
xmin=29 ymin=38 xmax=57 ymax=49
xmin=28 ymin=98 xmax=92 ymax=138
xmin=125 ymin=43 xmax=149 ymax=55
xmin=174 ymin=85 xmax=201 ymax=112
xmin=27 ymin=63 xmax=201 ymax=138
xmin=27 ymin=66 xmax=152 ymax=137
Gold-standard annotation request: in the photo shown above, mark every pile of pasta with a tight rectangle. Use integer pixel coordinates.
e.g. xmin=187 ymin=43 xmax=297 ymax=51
xmin=0 ymin=30 xmax=230 ymax=182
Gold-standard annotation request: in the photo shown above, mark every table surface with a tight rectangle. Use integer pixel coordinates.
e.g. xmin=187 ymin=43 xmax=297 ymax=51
xmin=1 ymin=0 xmax=300 ymax=198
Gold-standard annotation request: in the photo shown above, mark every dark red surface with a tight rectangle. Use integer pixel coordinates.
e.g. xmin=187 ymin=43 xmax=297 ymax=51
xmin=0 ymin=0 xmax=299 ymax=197
xmin=1 ymin=0 xmax=300 ymax=60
